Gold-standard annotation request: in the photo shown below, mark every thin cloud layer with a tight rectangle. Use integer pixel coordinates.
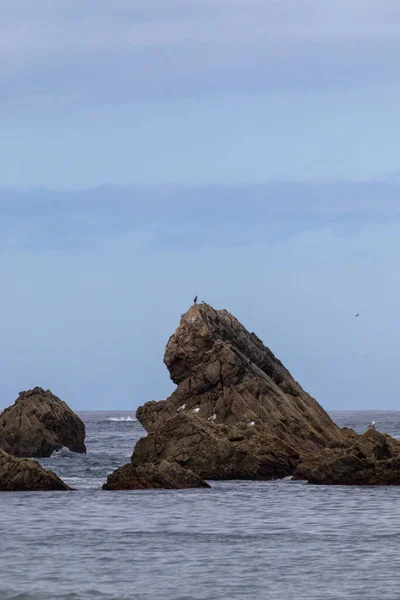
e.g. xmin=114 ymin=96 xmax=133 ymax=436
xmin=0 ymin=183 xmax=399 ymax=410
xmin=1 ymin=0 xmax=400 ymax=106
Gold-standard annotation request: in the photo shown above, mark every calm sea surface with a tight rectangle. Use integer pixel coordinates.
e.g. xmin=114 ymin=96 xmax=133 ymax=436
xmin=1 ymin=410 xmax=400 ymax=600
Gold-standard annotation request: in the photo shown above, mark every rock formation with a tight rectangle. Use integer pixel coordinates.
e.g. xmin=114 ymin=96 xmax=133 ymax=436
xmin=293 ymin=427 xmax=400 ymax=485
xmin=103 ymin=459 xmax=210 ymax=490
xmin=138 ymin=304 xmax=344 ymax=448
xmin=131 ymin=413 xmax=300 ymax=480
xmin=0 ymin=387 xmax=86 ymax=458
xmin=106 ymin=303 xmax=349 ymax=489
xmin=105 ymin=302 xmax=400 ymax=487
xmin=136 ymin=303 xmax=348 ymax=475
xmin=0 ymin=449 xmax=70 ymax=491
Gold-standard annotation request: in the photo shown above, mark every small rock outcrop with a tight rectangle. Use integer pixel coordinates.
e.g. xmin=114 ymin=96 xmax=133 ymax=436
xmin=0 ymin=387 xmax=86 ymax=458
xmin=293 ymin=428 xmax=400 ymax=485
xmin=0 ymin=449 xmax=70 ymax=491
xmin=103 ymin=459 xmax=210 ymax=490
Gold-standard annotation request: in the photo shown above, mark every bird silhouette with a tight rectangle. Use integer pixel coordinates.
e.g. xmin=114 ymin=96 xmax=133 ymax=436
xmin=354 ymin=313 xmax=360 ymax=317
xmin=194 ymin=295 xmax=198 ymax=304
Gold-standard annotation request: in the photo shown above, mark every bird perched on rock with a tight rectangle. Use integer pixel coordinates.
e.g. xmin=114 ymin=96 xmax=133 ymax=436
xmin=194 ymin=295 xmax=198 ymax=304
xmin=247 ymin=421 xmax=255 ymax=427
xmin=368 ymin=419 xmax=376 ymax=429
xmin=192 ymin=407 xmax=200 ymax=414
xmin=207 ymin=414 xmax=216 ymax=421
xmin=176 ymin=404 xmax=186 ymax=413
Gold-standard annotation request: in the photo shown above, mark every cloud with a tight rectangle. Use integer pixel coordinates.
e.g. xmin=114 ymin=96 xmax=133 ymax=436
xmin=1 ymin=182 xmax=399 ymax=251
xmin=0 ymin=183 xmax=400 ymax=410
xmin=1 ymin=0 xmax=400 ymax=108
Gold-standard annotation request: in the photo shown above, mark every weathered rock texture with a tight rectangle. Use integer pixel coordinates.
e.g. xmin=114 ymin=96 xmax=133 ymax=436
xmin=132 ymin=413 xmax=300 ymax=480
xmin=106 ymin=303 xmax=350 ymax=489
xmin=103 ymin=459 xmax=210 ymax=490
xmin=134 ymin=303 xmax=347 ymax=477
xmin=0 ymin=387 xmax=86 ymax=458
xmin=293 ymin=427 xmax=400 ymax=485
xmin=0 ymin=448 xmax=70 ymax=491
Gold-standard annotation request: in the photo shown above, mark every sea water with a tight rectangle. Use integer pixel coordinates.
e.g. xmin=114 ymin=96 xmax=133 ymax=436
xmin=1 ymin=411 xmax=400 ymax=600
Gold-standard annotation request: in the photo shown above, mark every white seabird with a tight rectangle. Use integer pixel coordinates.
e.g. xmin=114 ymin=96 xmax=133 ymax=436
xmin=247 ymin=421 xmax=255 ymax=427
xmin=208 ymin=414 xmax=217 ymax=421
xmin=368 ymin=419 xmax=376 ymax=428
xmin=176 ymin=404 xmax=186 ymax=413
xmin=192 ymin=407 xmax=200 ymax=413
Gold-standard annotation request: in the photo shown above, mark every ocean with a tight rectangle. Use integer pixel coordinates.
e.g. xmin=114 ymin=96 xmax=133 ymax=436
xmin=1 ymin=410 xmax=400 ymax=600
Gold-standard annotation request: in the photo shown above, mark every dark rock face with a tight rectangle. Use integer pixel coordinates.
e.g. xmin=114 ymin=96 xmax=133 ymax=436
xmin=105 ymin=303 xmax=350 ymax=489
xmin=103 ymin=459 xmax=210 ymax=490
xmin=132 ymin=303 xmax=347 ymax=482
xmin=107 ymin=303 xmax=400 ymax=487
xmin=293 ymin=428 xmax=400 ymax=485
xmin=0 ymin=449 xmax=70 ymax=491
xmin=0 ymin=387 xmax=86 ymax=458
xmin=132 ymin=413 xmax=299 ymax=480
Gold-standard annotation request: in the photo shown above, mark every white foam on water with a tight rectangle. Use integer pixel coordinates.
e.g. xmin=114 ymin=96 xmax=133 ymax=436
xmin=49 ymin=447 xmax=76 ymax=459
xmin=106 ymin=416 xmax=137 ymax=422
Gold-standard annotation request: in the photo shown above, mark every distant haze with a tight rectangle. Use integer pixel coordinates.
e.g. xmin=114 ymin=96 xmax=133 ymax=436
xmin=0 ymin=183 xmax=399 ymax=410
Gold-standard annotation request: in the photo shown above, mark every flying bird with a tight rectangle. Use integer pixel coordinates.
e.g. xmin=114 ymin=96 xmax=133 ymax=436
xmin=194 ymin=295 xmax=198 ymax=304
xmin=208 ymin=414 xmax=217 ymax=421
xmin=192 ymin=407 xmax=200 ymax=414
xmin=176 ymin=404 xmax=186 ymax=413
xmin=247 ymin=421 xmax=255 ymax=427
xmin=354 ymin=313 xmax=360 ymax=317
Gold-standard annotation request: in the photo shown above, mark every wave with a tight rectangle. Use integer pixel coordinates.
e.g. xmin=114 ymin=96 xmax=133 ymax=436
xmin=49 ymin=447 xmax=77 ymax=459
xmin=105 ymin=416 xmax=137 ymax=422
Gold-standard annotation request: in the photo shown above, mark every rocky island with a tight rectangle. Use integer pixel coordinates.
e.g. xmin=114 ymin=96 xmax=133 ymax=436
xmin=0 ymin=449 xmax=70 ymax=491
xmin=0 ymin=387 xmax=84 ymax=491
xmin=0 ymin=387 xmax=86 ymax=458
xmin=106 ymin=302 xmax=400 ymax=489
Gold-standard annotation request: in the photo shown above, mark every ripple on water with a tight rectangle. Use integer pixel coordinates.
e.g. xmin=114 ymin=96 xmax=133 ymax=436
xmin=2 ymin=411 xmax=400 ymax=600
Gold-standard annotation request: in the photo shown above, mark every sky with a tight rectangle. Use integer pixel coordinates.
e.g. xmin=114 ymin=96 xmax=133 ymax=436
xmin=1 ymin=185 xmax=400 ymax=411
xmin=0 ymin=2 xmax=400 ymax=411
xmin=1 ymin=0 xmax=400 ymax=185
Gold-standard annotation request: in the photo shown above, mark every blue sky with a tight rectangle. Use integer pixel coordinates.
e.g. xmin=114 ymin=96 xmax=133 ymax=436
xmin=0 ymin=2 xmax=400 ymax=410
xmin=1 ymin=185 xmax=400 ymax=410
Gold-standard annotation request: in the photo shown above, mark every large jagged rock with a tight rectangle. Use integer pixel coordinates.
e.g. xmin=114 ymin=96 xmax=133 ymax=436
xmin=293 ymin=427 xmax=400 ymax=485
xmin=105 ymin=303 xmax=400 ymax=487
xmin=104 ymin=303 xmax=350 ymax=489
xmin=0 ymin=387 xmax=86 ymax=458
xmin=0 ymin=449 xmax=70 ymax=491
xmin=103 ymin=459 xmax=210 ymax=490
xmin=132 ymin=303 xmax=347 ymax=482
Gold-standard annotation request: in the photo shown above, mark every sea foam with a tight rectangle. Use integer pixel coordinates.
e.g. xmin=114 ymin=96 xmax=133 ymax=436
xmin=106 ymin=416 xmax=137 ymax=422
